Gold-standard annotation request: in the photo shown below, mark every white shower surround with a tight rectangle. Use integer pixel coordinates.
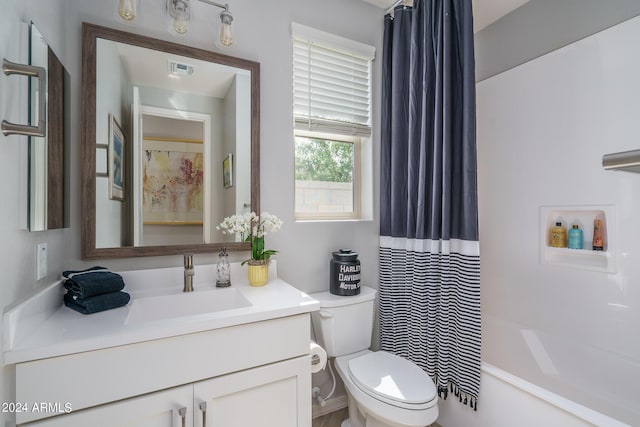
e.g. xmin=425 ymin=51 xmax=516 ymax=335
xmin=466 ymin=12 xmax=640 ymax=427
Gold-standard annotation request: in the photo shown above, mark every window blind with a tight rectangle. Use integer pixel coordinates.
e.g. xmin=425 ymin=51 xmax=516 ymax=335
xmin=293 ymin=33 xmax=373 ymax=137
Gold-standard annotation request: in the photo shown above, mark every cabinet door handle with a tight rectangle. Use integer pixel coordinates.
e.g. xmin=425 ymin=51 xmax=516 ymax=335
xmin=1 ymin=58 xmax=46 ymax=137
xmin=199 ymin=401 xmax=207 ymax=427
xmin=178 ymin=406 xmax=187 ymax=427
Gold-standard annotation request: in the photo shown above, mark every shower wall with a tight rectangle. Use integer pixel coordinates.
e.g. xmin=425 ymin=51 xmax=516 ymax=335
xmin=469 ymin=12 xmax=640 ymax=427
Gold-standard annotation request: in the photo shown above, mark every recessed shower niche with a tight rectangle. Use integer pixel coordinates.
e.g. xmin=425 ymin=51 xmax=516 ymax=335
xmin=540 ymin=205 xmax=616 ymax=273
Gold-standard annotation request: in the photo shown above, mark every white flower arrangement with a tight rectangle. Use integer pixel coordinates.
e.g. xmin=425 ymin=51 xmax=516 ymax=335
xmin=217 ymin=212 xmax=283 ymax=264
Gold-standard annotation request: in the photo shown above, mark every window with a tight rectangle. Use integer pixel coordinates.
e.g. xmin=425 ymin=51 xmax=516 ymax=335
xmin=292 ymin=23 xmax=374 ymax=220
xmin=295 ymin=131 xmax=361 ymax=217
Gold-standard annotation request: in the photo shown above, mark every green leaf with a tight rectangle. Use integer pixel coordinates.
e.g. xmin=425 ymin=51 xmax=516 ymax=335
xmin=252 ymin=236 xmax=265 ymax=260
xmin=295 ymin=137 xmax=354 ymax=183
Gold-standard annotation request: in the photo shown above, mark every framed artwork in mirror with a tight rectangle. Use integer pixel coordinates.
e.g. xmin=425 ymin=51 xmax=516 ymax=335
xmin=223 ymin=153 xmax=233 ymax=189
xmin=108 ymin=114 xmax=125 ymax=201
xmin=142 ymin=138 xmax=204 ymax=225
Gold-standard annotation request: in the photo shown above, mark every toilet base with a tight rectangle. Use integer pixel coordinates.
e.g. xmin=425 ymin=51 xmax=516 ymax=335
xmin=345 ymin=394 xmax=402 ymax=427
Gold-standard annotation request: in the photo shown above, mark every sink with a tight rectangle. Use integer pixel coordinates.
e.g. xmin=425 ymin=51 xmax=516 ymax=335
xmin=126 ymin=287 xmax=252 ymax=324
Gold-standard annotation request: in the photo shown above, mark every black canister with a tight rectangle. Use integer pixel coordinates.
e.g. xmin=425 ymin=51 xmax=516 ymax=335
xmin=330 ymin=249 xmax=361 ymax=296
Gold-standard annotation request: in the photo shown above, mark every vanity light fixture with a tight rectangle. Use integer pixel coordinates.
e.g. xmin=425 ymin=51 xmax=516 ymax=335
xmin=116 ymin=0 xmax=234 ymax=46
xmin=166 ymin=0 xmax=234 ymax=46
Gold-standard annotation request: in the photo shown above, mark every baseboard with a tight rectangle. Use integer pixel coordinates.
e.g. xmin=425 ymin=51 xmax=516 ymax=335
xmin=312 ymin=394 xmax=348 ymax=419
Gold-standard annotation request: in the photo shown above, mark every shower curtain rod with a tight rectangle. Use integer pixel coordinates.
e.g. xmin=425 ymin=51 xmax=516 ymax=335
xmin=386 ymin=0 xmax=405 ymax=15
xmin=386 ymin=0 xmax=412 ymax=16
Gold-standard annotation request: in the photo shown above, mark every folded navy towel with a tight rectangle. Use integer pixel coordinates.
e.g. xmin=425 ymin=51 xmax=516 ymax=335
xmin=62 ymin=266 xmax=126 ymax=299
xmin=64 ymin=291 xmax=131 ymax=315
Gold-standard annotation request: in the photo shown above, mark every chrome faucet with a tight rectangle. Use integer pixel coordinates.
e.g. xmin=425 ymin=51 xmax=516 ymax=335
xmin=184 ymin=254 xmax=194 ymax=292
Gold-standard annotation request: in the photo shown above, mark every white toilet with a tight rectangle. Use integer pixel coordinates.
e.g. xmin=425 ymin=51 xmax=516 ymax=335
xmin=310 ymin=286 xmax=438 ymax=427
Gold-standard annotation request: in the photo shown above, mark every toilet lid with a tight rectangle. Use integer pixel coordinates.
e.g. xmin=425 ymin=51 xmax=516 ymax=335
xmin=348 ymin=351 xmax=437 ymax=405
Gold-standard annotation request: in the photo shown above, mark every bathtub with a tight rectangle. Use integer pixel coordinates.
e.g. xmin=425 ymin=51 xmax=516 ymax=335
xmin=437 ymin=362 xmax=631 ymax=427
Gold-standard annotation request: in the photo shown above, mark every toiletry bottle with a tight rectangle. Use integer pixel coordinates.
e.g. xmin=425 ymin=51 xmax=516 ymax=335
xmin=550 ymin=222 xmax=567 ymax=248
xmin=568 ymin=225 xmax=583 ymax=249
xmin=592 ymin=219 xmax=604 ymax=251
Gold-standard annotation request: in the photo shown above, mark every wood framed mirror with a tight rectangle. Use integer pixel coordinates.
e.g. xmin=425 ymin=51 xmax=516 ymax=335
xmin=81 ymin=23 xmax=259 ymax=259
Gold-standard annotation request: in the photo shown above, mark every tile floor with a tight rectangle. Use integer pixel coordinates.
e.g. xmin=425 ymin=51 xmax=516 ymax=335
xmin=312 ymin=408 xmax=441 ymax=427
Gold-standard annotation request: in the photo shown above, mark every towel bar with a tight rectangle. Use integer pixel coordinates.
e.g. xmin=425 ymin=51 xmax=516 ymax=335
xmin=1 ymin=58 xmax=47 ymax=137
xmin=602 ymin=149 xmax=640 ymax=173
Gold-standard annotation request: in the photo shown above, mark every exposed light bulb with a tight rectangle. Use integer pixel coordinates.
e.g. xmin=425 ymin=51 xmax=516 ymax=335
xmin=219 ymin=10 xmax=233 ymax=47
xmin=220 ymin=22 xmax=233 ymax=46
xmin=118 ymin=0 xmax=136 ymax=21
xmin=168 ymin=0 xmax=190 ymax=35
xmin=173 ymin=15 xmax=189 ymax=34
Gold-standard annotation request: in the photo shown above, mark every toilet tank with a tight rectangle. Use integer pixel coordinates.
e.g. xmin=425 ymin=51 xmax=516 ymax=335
xmin=309 ymin=286 xmax=377 ymax=357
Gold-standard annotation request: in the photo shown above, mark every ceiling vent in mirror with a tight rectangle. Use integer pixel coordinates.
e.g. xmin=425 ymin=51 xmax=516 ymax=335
xmin=168 ymin=60 xmax=194 ymax=76
xmin=602 ymin=149 xmax=640 ymax=173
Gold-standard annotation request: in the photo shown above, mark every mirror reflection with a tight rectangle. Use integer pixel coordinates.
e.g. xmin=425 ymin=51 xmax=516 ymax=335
xmin=29 ymin=23 xmax=69 ymax=231
xmin=95 ymin=38 xmax=252 ymax=248
xmin=81 ymin=23 xmax=259 ymax=259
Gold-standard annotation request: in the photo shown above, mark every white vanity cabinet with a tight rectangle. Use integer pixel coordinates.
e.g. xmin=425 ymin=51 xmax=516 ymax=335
xmin=15 ymin=314 xmax=312 ymax=427
xmin=195 ymin=356 xmax=309 ymax=427
xmin=23 ymin=385 xmax=193 ymax=426
xmin=23 ymin=356 xmax=309 ymax=427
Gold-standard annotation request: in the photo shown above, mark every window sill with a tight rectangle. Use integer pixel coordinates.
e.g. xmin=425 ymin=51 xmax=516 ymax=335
xmin=294 ymin=217 xmax=373 ymax=224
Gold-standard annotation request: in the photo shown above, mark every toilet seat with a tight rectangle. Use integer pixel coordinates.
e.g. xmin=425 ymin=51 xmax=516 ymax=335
xmin=347 ymin=351 xmax=437 ymax=410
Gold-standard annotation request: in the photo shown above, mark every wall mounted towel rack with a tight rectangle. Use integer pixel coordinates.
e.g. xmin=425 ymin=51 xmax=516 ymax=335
xmin=602 ymin=149 xmax=640 ymax=173
xmin=1 ymin=58 xmax=46 ymax=137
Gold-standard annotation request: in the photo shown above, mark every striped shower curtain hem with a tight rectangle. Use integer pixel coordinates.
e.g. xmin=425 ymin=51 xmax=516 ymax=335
xmin=379 ymin=236 xmax=481 ymax=409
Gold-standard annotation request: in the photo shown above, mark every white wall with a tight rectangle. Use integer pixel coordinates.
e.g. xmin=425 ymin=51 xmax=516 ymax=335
xmin=0 ymin=2 xmax=69 ymax=425
xmin=222 ymin=77 xmax=237 ymax=221
xmin=95 ymin=38 xmax=127 ymax=248
xmin=474 ymin=0 xmax=640 ymax=81
xmin=234 ymin=74 xmax=251 ymax=217
xmin=466 ymin=14 xmax=640 ymax=427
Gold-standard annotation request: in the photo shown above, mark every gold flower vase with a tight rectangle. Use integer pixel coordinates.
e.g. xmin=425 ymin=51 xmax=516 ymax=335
xmin=247 ymin=260 xmax=269 ymax=286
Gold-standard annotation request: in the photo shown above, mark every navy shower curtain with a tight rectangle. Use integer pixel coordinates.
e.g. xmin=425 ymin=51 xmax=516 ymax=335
xmin=379 ymin=0 xmax=481 ymax=408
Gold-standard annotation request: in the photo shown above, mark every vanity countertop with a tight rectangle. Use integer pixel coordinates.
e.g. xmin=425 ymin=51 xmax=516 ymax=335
xmin=3 ymin=262 xmax=319 ymax=365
